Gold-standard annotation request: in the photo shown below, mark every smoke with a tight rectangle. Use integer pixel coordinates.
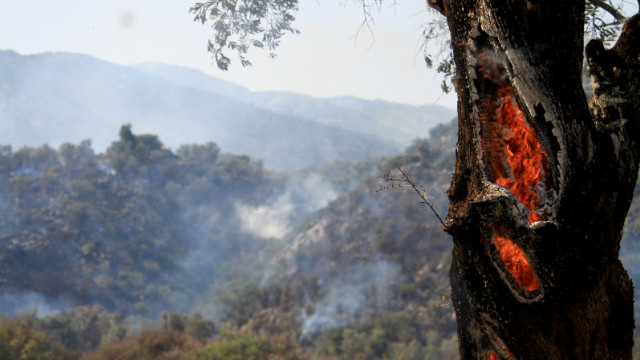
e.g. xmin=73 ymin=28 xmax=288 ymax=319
xmin=299 ymin=259 xmax=402 ymax=340
xmin=235 ymin=200 xmax=294 ymax=240
xmin=0 ymin=291 xmax=72 ymax=317
xmin=235 ymin=173 xmax=339 ymax=240
xmin=297 ymin=173 xmax=340 ymax=213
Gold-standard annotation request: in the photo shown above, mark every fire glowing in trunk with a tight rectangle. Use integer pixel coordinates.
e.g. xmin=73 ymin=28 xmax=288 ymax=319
xmin=495 ymin=234 xmax=539 ymax=292
xmin=478 ymin=53 xmax=549 ymax=223
xmin=493 ymin=91 xmax=548 ymax=222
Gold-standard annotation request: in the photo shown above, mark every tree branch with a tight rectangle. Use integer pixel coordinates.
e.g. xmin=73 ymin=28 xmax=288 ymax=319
xmin=426 ymin=0 xmax=445 ymax=15
xmin=377 ymin=167 xmax=445 ymax=227
xmin=587 ymin=0 xmax=626 ymax=22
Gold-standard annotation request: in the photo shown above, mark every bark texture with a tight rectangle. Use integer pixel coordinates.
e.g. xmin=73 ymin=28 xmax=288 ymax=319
xmin=430 ymin=0 xmax=640 ymax=358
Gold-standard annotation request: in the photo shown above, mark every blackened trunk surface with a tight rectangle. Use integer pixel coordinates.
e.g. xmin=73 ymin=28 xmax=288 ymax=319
xmin=429 ymin=0 xmax=640 ymax=358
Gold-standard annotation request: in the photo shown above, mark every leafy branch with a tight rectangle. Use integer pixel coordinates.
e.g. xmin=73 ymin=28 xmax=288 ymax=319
xmin=190 ymin=0 xmax=299 ymax=70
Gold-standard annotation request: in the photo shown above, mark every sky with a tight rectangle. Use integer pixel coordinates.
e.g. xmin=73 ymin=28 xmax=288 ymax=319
xmin=0 ymin=1 xmax=457 ymax=108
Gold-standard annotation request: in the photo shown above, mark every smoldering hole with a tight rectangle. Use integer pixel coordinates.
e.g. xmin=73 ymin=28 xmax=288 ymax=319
xmin=481 ymin=321 xmax=518 ymax=360
xmin=487 ymin=228 xmax=543 ymax=302
xmin=472 ymin=47 xmax=553 ymax=223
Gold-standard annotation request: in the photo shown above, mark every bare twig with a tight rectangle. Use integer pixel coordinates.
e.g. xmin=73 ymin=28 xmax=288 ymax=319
xmin=349 ymin=0 xmax=381 ymax=48
xmin=378 ymin=168 xmax=452 ymax=306
xmin=377 ymin=167 xmax=445 ymax=227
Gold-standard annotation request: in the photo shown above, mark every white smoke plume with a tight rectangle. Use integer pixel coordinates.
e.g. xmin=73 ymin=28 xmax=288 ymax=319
xmin=299 ymin=259 xmax=402 ymax=339
xmin=235 ymin=173 xmax=339 ymax=240
xmin=0 ymin=292 xmax=72 ymax=317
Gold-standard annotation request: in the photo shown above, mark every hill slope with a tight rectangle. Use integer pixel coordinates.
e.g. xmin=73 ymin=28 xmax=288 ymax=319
xmin=3 ymin=120 xmax=640 ymax=358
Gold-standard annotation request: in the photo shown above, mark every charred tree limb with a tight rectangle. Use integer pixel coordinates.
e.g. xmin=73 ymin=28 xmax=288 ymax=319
xmin=427 ymin=0 xmax=445 ymax=15
xmin=432 ymin=0 xmax=639 ymax=358
xmin=587 ymin=13 xmax=640 ymax=243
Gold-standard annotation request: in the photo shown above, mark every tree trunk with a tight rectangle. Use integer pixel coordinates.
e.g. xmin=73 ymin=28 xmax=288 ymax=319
xmin=428 ymin=0 xmax=640 ymax=358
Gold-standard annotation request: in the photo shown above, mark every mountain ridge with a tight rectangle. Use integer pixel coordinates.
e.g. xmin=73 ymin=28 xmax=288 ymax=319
xmin=1 ymin=49 xmax=437 ymax=170
xmin=133 ymin=62 xmax=456 ymax=146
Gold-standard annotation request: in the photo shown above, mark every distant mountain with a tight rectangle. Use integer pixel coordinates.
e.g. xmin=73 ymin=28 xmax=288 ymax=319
xmin=247 ymin=92 xmax=455 ymax=145
xmin=0 ymin=50 xmax=419 ymax=170
xmin=134 ymin=63 xmax=457 ymax=146
xmin=132 ymin=62 xmax=252 ymax=100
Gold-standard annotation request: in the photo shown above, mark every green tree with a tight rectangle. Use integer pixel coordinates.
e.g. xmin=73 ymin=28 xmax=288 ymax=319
xmin=106 ymin=124 xmax=175 ymax=180
xmin=191 ymin=330 xmax=293 ymax=360
xmin=35 ymin=305 xmax=124 ymax=352
xmin=0 ymin=318 xmax=77 ymax=360
xmin=86 ymin=329 xmax=193 ymax=360
xmin=185 ymin=313 xmax=215 ymax=343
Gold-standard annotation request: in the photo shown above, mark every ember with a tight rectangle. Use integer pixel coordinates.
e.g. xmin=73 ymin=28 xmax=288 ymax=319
xmin=478 ymin=53 xmax=549 ymax=223
xmin=489 ymin=351 xmax=499 ymax=360
xmin=495 ymin=234 xmax=539 ymax=292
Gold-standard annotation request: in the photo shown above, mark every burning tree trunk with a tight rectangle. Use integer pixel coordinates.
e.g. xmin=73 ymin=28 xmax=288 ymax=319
xmin=428 ymin=0 xmax=640 ymax=358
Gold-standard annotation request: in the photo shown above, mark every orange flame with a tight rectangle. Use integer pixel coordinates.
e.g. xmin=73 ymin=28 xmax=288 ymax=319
xmin=489 ymin=351 xmax=499 ymax=360
xmin=478 ymin=54 xmax=549 ymax=223
xmin=493 ymin=91 xmax=547 ymax=222
xmin=495 ymin=234 xmax=539 ymax=292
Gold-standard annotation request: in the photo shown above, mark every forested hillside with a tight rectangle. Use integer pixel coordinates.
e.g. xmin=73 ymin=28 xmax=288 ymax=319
xmin=2 ymin=120 xmax=640 ymax=359
xmin=0 ymin=124 xmax=278 ymax=316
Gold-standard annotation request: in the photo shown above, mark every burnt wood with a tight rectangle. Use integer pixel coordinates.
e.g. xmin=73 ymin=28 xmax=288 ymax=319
xmin=432 ymin=0 xmax=640 ymax=358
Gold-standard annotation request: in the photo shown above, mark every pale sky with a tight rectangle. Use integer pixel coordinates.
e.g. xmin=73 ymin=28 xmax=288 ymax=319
xmin=0 ymin=0 xmax=457 ymax=107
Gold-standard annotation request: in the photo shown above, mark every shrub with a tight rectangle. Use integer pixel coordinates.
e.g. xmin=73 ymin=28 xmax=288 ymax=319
xmin=86 ymin=329 xmax=193 ymax=360
xmin=0 ymin=318 xmax=77 ymax=360
xmin=191 ymin=330 xmax=294 ymax=360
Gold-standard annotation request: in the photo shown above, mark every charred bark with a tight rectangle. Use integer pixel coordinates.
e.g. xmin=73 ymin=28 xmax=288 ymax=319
xmin=431 ymin=0 xmax=640 ymax=358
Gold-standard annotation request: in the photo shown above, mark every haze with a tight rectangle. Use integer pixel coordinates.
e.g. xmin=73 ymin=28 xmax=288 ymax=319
xmin=0 ymin=0 xmax=457 ymax=107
